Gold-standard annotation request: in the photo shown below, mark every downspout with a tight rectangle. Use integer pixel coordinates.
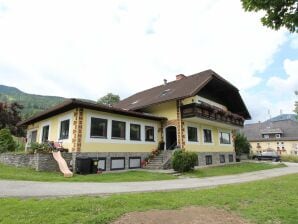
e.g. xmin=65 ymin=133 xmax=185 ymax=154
xmin=178 ymin=99 xmax=183 ymax=149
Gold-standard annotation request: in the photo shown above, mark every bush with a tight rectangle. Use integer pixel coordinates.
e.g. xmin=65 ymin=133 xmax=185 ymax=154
xmin=281 ymin=155 xmax=298 ymax=163
xmin=0 ymin=128 xmax=17 ymax=153
xmin=172 ymin=150 xmax=198 ymax=172
xmin=30 ymin=142 xmax=52 ymax=154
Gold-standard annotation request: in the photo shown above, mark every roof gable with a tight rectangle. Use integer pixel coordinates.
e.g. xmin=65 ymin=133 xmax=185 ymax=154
xmin=114 ymin=69 xmax=251 ymax=119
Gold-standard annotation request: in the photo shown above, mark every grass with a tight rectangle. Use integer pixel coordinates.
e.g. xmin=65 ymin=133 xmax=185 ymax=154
xmin=1 ymin=174 xmax=298 ymax=223
xmin=0 ymin=163 xmax=176 ymax=182
xmin=186 ymin=162 xmax=286 ymax=178
xmin=0 ymin=162 xmax=286 ymax=182
xmin=281 ymin=155 xmax=298 ymax=163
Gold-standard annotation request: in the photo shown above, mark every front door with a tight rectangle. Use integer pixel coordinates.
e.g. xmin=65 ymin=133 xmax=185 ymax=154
xmin=165 ymin=126 xmax=177 ymax=150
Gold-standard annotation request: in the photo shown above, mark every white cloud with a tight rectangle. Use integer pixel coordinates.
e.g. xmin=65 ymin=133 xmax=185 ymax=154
xmin=267 ymin=59 xmax=298 ymax=94
xmin=0 ymin=0 xmax=293 ymax=123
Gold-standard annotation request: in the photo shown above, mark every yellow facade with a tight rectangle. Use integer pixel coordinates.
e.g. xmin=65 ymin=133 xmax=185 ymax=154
xmin=183 ymin=121 xmax=234 ymax=152
xmin=250 ymin=140 xmax=298 ymax=155
xmin=27 ymin=110 xmax=76 ymax=150
xmin=143 ymin=101 xmax=177 ymax=120
xmin=80 ymin=109 xmax=161 ymax=153
xmin=25 ymin=98 xmax=236 ymax=154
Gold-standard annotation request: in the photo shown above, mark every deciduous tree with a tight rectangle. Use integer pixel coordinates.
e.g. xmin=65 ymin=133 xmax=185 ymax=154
xmin=97 ymin=93 xmax=120 ymax=106
xmin=241 ymin=0 xmax=298 ymax=33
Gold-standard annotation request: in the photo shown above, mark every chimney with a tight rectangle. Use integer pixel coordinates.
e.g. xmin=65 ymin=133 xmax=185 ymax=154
xmin=163 ymin=79 xmax=167 ymax=85
xmin=176 ymin=74 xmax=186 ymax=80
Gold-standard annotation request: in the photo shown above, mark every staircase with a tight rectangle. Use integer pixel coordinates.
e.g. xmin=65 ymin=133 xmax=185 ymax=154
xmin=145 ymin=150 xmax=173 ymax=170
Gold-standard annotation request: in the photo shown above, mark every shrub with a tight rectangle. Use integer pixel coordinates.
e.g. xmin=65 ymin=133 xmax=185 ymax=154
xmin=0 ymin=128 xmax=17 ymax=153
xmin=30 ymin=142 xmax=52 ymax=154
xmin=281 ymin=155 xmax=298 ymax=163
xmin=172 ymin=150 xmax=198 ymax=172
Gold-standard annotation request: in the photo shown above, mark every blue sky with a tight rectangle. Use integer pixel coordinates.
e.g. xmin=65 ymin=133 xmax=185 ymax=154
xmin=0 ymin=0 xmax=297 ymax=123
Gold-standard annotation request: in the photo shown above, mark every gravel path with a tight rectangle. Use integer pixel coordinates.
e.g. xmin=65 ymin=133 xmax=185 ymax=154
xmin=1 ymin=162 xmax=297 ymax=198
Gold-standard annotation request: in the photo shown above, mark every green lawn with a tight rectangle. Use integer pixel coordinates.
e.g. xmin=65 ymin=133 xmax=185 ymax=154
xmin=0 ymin=163 xmax=176 ymax=182
xmin=1 ymin=174 xmax=298 ymax=224
xmin=187 ymin=162 xmax=286 ymax=178
xmin=0 ymin=162 xmax=286 ymax=182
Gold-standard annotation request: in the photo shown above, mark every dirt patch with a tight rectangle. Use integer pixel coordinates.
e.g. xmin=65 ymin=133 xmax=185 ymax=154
xmin=111 ymin=206 xmax=251 ymax=224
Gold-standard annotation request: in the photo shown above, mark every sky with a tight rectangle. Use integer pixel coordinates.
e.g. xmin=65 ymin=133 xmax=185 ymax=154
xmin=0 ymin=0 xmax=297 ymax=124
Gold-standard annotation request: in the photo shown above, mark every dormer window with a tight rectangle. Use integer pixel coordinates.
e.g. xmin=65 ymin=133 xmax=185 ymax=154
xmin=160 ymin=89 xmax=171 ymax=97
xmin=131 ymin=100 xmax=139 ymax=105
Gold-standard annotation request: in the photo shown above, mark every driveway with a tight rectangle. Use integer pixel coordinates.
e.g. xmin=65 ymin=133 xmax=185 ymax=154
xmin=1 ymin=162 xmax=298 ymax=198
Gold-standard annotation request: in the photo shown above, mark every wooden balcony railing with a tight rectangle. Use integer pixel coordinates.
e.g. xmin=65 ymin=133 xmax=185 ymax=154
xmin=181 ymin=102 xmax=244 ymax=127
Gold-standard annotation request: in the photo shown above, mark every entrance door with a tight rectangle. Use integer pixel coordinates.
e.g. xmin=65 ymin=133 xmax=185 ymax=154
xmin=165 ymin=126 xmax=177 ymax=150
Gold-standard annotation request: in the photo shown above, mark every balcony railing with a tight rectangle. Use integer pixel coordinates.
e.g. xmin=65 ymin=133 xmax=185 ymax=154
xmin=181 ymin=102 xmax=244 ymax=127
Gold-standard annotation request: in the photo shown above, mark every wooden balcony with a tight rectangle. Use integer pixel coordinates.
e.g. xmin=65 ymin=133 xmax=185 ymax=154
xmin=181 ymin=102 xmax=244 ymax=127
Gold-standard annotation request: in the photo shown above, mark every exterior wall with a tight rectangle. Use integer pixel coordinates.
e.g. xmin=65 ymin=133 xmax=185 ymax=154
xmin=80 ymin=109 xmax=161 ymax=152
xmin=27 ymin=110 xmax=76 ymax=151
xmin=0 ymin=153 xmax=72 ymax=172
xmin=197 ymin=152 xmax=236 ymax=166
xmin=182 ymin=95 xmax=227 ymax=111
xmin=143 ymin=101 xmax=177 ymax=120
xmin=73 ymin=152 xmax=149 ymax=171
xmin=250 ymin=140 xmax=298 ymax=155
xmin=183 ymin=121 xmax=234 ymax=152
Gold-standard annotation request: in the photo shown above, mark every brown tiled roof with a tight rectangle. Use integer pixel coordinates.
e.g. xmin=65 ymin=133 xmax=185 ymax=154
xmin=18 ymin=99 xmax=166 ymax=126
xmin=114 ymin=69 xmax=251 ymax=119
xmin=243 ymin=119 xmax=298 ymax=141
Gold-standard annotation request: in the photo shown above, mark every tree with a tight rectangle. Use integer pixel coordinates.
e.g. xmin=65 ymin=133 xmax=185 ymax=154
xmin=241 ymin=0 xmax=298 ymax=33
xmin=97 ymin=93 xmax=120 ymax=106
xmin=234 ymin=133 xmax=251 ymax=156
xmin=0 ymin=102 xmax=24 ymax=136
xmin=0 ymin=128 xmax=16 ymax=153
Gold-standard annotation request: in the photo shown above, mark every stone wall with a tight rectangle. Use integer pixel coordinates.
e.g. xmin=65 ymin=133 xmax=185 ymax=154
xmin=0 ymin=153 xmax=72 ymax=172
xmin=197 ymin=152 xmax=236 ymax=167
xmin=73 ymin=152 xmax=150 ymax=172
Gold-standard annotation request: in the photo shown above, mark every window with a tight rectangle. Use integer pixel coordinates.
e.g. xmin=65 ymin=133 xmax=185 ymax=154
xmin=31 ymin=130 xmax=37 ymax=143
xmin=110 ymin=157 xmax=125 ymax=170
xmin=220 ymin=155 xmax=225 ymax=163
xmin=206 ymin=155 xmax=212 ymax=165
xmin=129 ymin=157 xmax=141 ymax=169
xmin=188 ymin=127 xmax=198 ymax=142
xmin=145 ymin=126 xmax=154 ymax=141
xmin=203 ymin=129 xmax=212 ymax=143
xmin=90 ymin=117 xmax=107 ymax=138
xmin=112 ymin=120 xmax=126 ymax=139
xmin=275 ymin=134 xmax=281 ymax=138
xmin=220 ymin=132 xmax=231 ymax=144
xmin=130 ymin=124 xmax=141 ymax=141
xmin=41 ymin=125 xmax=49 ymax=142
xmin=59 ymin=119 xmax=70 ymax=139
xmin=263 ymin=134 xmax=269 ymax=139
xmin=229 ymin=154 xmax=234 ymax=162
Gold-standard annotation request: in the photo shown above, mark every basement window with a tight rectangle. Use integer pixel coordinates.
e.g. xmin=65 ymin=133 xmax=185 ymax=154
xmin=206 ymin=155 xmax=212 ymax=165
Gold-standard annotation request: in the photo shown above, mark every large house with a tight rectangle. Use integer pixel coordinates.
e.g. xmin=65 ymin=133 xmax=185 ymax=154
xmin=20 ymin=69 xmax=251 ymax=170
xmin=243 ymin=114 xmax=298 ymax=155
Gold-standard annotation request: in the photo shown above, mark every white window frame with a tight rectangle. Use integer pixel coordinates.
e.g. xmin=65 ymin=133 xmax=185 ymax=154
xmin=187 ymin=126 xmax=199 ymax=143
xmin=218 ymin=130 xmax=232 ymax=146
xmin=85 ymin=112 xmax=157 ymax=144
xmin=39 ymin=121 xmax=51 ymax=143
xmin=57 ymin=114 xmax=72 ymax=143
xmin=202 ymin=128 xmax=213 ymax=145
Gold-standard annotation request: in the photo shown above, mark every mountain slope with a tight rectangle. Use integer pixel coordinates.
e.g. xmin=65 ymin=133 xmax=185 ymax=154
xmin=0 ymin=85 xmax=66 ymax=119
